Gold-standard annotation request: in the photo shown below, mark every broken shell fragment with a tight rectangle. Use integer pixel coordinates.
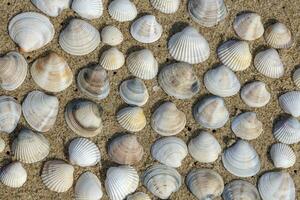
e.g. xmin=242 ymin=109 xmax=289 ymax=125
xmin=264 ymin=22 xmax=293 ymax=49
xmin=116 ymin=106 xmax=146 ymax=132
xmin=0 ymin=162 xmax=27 ymax=188
xmin=71 ymin=0 xmax=103 ymax=19
xmin=0 ymin=96 xmax=21 ymax=134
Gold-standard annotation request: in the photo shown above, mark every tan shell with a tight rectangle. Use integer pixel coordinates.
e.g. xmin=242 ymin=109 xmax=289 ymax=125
xmin=100 ymin=47 xmax=125 ymax=71
xmin=116 ymin=106 xmax=146 ymax=132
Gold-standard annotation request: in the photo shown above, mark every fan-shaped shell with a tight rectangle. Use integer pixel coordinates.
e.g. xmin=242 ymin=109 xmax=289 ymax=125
xmin=101 ymin=25 xmax=123 ymax=46
xmin=150 ymin=0 xmax=180 ymax=14
xmin=264 ymin=22 xmax=293 ymax=49
xmin=31 ymin=0 xmax=71 ymax=17
xmin=222 ymin=180 xmax=261 ymax=200
xmin=270 ymin=143 xmax=296 ymax=168
xmin=278 ymin=91 xmax=300 ymax=117
xmin=99 ymin=47 xmax=125 ymax=71
xmin=273 ymin=116 xmax=300 ymax=144
xmin=71 ymin=0 xmax=103 ymax=19
xmin=108 ymin=0 xmax=137 ymax=22
xmin=116 ymin=106 xmax=146 ymax=132
xmin=0 ymin=162 xmax=27 ymax=188
xmin=127 ymin=192 xmax=151 ymax=200
xmin=292 ymin=68 xmax=300 ymax=88
xmin=241 ymin=81 xmax=271 ymax=108
xmin=0 ymin=138 xmax=5 ymax=153
xmin=75 ymin=172 xmax=103 ymax=200
xmin=0 ymin=96 xmax=21 ymax=134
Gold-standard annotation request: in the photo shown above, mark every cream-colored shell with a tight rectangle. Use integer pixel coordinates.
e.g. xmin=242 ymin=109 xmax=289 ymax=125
xmin=241 ymin=81 xmax=271 ymax=108
xmin=264 ymin=22 xmax=293 ymax=49
xmin=0 ymin=162 xmax=27 ymax=188
xmin=0 ymin=96 xmax=21 ymax=134
xmin=100 ymin=47 xmax=125 ymax=71
xmin=150 ymin=0 xmax=180 ymax=14
xmin=108 ymin=0 xmax=138 ymax=22
xmin=71 ymin=0 xmax=103 ymax=19
xmin=101 ymin=26 xmax=123 ymax=46
xmin=116 ymin=106 xmax=146 ymax=132
xmin=31 ymin=0 xmax=71 ymax=17
xmin=75 ymin=172 xmax=103 ymax=200
xmin=270 ymin=143 xmax=296 ymax=168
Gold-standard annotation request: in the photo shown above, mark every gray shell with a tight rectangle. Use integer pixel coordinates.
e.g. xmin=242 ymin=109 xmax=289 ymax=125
xmin=223 ymin=180 xmax=261 ymax=200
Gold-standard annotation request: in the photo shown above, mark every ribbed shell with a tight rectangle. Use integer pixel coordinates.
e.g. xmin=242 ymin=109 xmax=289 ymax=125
xmin=278 ymin=91 xmax=300 ymax=117
xmin=270 ymin=143 xmax=296 ymax=168
xmin=264 ymin=22 xmax=293 ymax=49
xmin=31 ymin=0 xmax=71 ymax=17
xmin=71 ymin=0 xmax=103 ymax=19
xmin=108 ymin=0 xmax=137 ymax=22
xmin=75 ymin=172 xmax=103 ymax=200
xmin=101 ymin=25 xmax=123 ymax=46
xmin=100 ymin=47 xmax=125 ymax=71
xmin=116 ymin=107 xmax=146 ymax=132
xmin=222 ymin=180 xmax=261 ymax=200
xmin=0 ymin=162 xmax=27 ymax=188
xmin=273 ymin=116 xmax=300 ymax=144
xmin=0 ymin=96 xmax=21 ymax=134
xmin=292 ymin=68 xmax=300 ymax=88
xmin=150 ymin=0 xmax=180 ymax=14
xmin=127 ymin=192 xmax=151 ymax=200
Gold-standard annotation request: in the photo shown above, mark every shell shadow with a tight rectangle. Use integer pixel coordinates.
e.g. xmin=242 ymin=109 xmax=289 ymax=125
xmin=125 ymin=45 xmax=145 ymax=55
xmin=167 ymin=21 xmax=190 ymax=41
xmin=264 ymin=18 xmax=279 ymax=29
xmin=252 ymin=45 xmax=270 ymax=57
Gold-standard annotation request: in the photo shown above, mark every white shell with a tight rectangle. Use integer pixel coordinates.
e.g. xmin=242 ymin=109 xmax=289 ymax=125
xmin=273 ymin=116 xmax=300 ymax=144
xmin=71 ymin=0 xmax=103 ymax=19
xmin=108 ymin=0 xmax=137 ymax=22
xmin=127 ymin=192 xmax=151 ymax=200
xmin=0 ymin=138 xmax=5 ymax=153
xmin=0 ymin=96 xmax=21 ymax=134
xmin=116 ymin=106 xmax=146 ymax=132
xmin=279 ymin=91 xmax=300 ymax=117
xmin=31 ymin=0 xmax=71 ymax=17
xmin=0 ymin=162 xmax=27 ymax=188
xmin=222 ymin=180 xmax=261 ymax=200
xmin=292 ymin=68 xmax=300 ymax=88
xmin=241 ymin=81 xmax=271 ymax=108
xmin=101 ymin=26 xmax=123 ymax=46
xmin=150 ymin=0 xmax=180 ymax=14
xmin=100 ymin=47 xmax=125 ymax=71
xmin=270 ymin=143 xmax=296 ymax=168
xmin=264 ymin=22 xmax=293 ymax=49
xmin=75 ymin=172 xmax=103 ymax=200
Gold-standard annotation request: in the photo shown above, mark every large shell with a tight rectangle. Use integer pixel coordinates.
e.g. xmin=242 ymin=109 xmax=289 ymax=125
xmin=99 ymin=47 xmax=125 ymax=71
xmin=222 ymin=180 xmax=261 ymax=200
xmin=158 ymin=62 xmax=200 ymax=99
xmin=22 ymin=90 xmax=59 ymax=132
xmin=0 ymin=96 xmax=21 ymax=134
xmin=142 ymin=164 xmax=182 ymax=199
xmin=127 ymin=192 xmax=151 ymax=200
xmin=75 ymin=172 xmax=103 ymax=200
xmin=222 ymin=140 xmax=260 ymax=177
xmin=108 ymin=0 xmax=137 ymax=22
xmin=168 ymin=26 xmax=210 ymax=64
xmin=0 ymin=162 xmax=27 ymax=188
xmin=270 ymin=143 xmax=296 ymax=168
xmin=273 ymin=116 xmax=300 ymax=144
xmin=101 ymin=25 xmax=123 ymax=46
xmin=150 ymin=0 xmax=180 ymax=14
xmin=71 ymin=0 xmax=103 ymax=19
xmin=116 ymin=106 xmax=146 ymax=132
xmin=264 ymin=22 xmax=293 ymax=49
xmin=292 ymin=68 xmax=300 ymax=88
xmin=278 ymin=91 xmax=300 ymax=117
xmin=31 ymin=0 xmax=71 ymax=17
xmin=59 ymin=19 xmax=100 ymax=56
xmin=151 ymin=102 xmax=186 ymax=136
xmin=0 ymin=138 xmax=5 ymax=153
xmin=41 ymin=160 xmax=74 ymax=193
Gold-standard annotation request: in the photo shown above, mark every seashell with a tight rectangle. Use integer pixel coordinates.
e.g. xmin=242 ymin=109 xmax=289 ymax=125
xmin=68 ymin=138 xmax=101 ymax=167
xmin=233 ymin=12 xmax=264 ymax=41
xmin=127 ymin=49 xmax=158 ymax=80
xmin=130 ymin=15 xmax=163 ymax=43
xmin=77 ymin=65 xmax=110 ymax=100
xmin=264 ymin=22 xmax=293 ymax=49
xmin=222 ymin=180 xmax=261 ymax=200
xmin=231 ymin=112 xmax=263 ymax=140
xmin=31 ymin=0 xmax=71 ymax=17
xmin=151 ymin=102 xmax=186 ymax=136
xmin=204 ymin=65 xmax=240 ymax=97
xmin=0 ymin=96 xmax=21 ymax=134
xmin=188 ymin=0 xmax=228 ymax=27
xmin=193 ymin=96 xmax=229 ymax=129
xmin=158 ymin=62 xmax=200 ymax=99
xmin=292 ymin=68 xmax=300 ymax=88
xmin=12 ymin=128 xmax=50 ymax=164
xmin=108 ymin=0 xmax=138 ymax=22
xmin=22 ymin=90 xmax=59 ymax=132
xmin=168 ymin=26 xmax=210 ymax=64
xmin=127 ymin=192 xmax=151 ymax=200
xmin=0 ymin=162 xmax=27 ymax=188
xmin=142 ymin=164 xmax=181 ymax=199
xmin=105 ymin=165 xmax=139 ymax=200
xmin=59 ymin=19 xmax=100 ymax=56
xmin=75 ymin=172 xmax=103 ymax=200
xmin=270 ymin=143 xmax=296 ymax=169
xmin=119 ymin=78 xmax=149 ymax=106
xmin=0 ymin=138 xmax=5 ymax=153
xmin=150 ymin=0 xmax=180 ymax=14
xmin=116 ymin=106 xmax=146 ymax=132
xmin=31 ymin=52 xmax=73 ymax=93
xmin=151 ymin=136 xmax=188 ymax=168
xmin=254 ymin=48 xmax=284 ymax=78
xmin=101 ymin=25 xmax=123 ymax=46
xmin=71 ymin=0 xmax=103 ymax=19
xmin=188 ymin=131 xmax=221 ymax=163
xmin=65 ymin=99 xmax=103 ymax=137
xmin=41 ymin=160 xmax=74 ymax=193
xmin=108 ymin=133 xmax=144 ymax=165
xmin=273 ymin=116 xmax=300 ymax=144
xmin=99 ymin=47 xmax=125 ymax=71
xmin=241 ymin=81 xmax=271 ymax=108
xmin=258 ymin=171 xmax=295 ymax=200
xmin=0 ymin=52 xmax=27 ymax=91
xmin=217 ymin=40 xmax=252 ymax=71
xmin=222 ymin=140 xmax=260 ymax=177
xmin=278 ymin=91 xmax=300 ymax=117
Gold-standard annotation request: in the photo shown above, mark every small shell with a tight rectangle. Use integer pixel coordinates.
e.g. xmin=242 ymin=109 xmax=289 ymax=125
xmin=131 ymin=15 xmax=163 ymax=43
xmin=151 ymin=102 xmax=186 ymax=136
xmin=31 ymin=52 xmax=73 ymax=93
xmin=222 ymin=180 xmax=261 ymax=200
xmin=231 ymin=112 xmax=263 ymax=140
xmin=204 ymin=65 xmax=240 ymax=97
xmin=8 ymin=12 xmax=55 ymax=52
xmin=241 ymin=81 xmax=271 ymax=108
xmin=270 ymin=143 xmax=296 ymax=168
xmin=41 ymin=160 xmax=74 ymax=193
xmin=158 ymin=62 xmax=200 ymax=99
xmin=279 ymin=91 xmax=300 ymax=117
xmin=292 ymin=68 xmax=300 ymax=88
xmin=12 ymin=128 xmax=50 ymax=164
xmin=108 ymin=0 xmax=137 ymax=22
xmin=127 ymin=192 xmax=151 ymax=200
xmin=151 ymin=137 xmax=188 ymax=168
xmin=0 ymin=138 xmax=5 ymax=152
xmin=193 ymin=96 xmax=229 ymax=129
xmin=168 ymin=26 xmax=210 ymax=64
xmin=188 ymin=131 xmax=221 ymax=163
xmin=127 ymin=49 xmax=158 ymax=80
xmin=105 ymin=166 xmax=139 ymax=200
xmin=99 ymin=47 xmax=125 ymax=71
xmin=31 ymin=0 xmax=71 ymax=17
xmin=22 ymin=90 xmax=59 ymax=132
xmin=222 ymin=140 xmax=260 ymax=177
xmin=0 ymin=52 xmax=28 ymax=91
xmin=116 ymin=106 xmax=146 ymax=132
xmin=101 ymin=25 xmax=123 ymax=46
xmin=71 ymin=0 xmax=103 ymax=19
xmin=142 ymin=164 xmax=182 ymax=199
xmin=217 ymin=40 xmax=252 ymax=71
xmin=150 ymin=0 xmax=180 ymax=14
xmin=0 ymin=162 xmax=27 ymax=188
xmin=186 ymin=169 xmax=224 ymax=200
xmin=264 ymin=22 xmax=293 ymax=49
xmin=59 ymin=19 xmax=100 ymax=56
xmin=273 ymin=116 xmax=300 ymax=144
xmin=75 ymin=172 xmax=103 ymax=200
xmin=0 ymin=96 xmax=21 ymax=134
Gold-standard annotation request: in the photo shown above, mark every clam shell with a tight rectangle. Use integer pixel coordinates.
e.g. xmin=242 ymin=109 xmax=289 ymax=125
xmin=264 ymin=22 xmax=293 ymax=49
xmin=108 ymin=0 xmax=137 ymax=22
xmin=75 ymin=172 xmax=103 ymax=200
xmin=31 ymin=0 xmax=71 ymax=17
xmin=278 ymin=91 xmax=300 ymax=117
xmin=116 ymin=106 xmax=146 ymax=132
xmin=101 ymin=25 xmax=123 ymax=46
xmin=270 ymin=143 xmax=296 ymax=168
xmin=222 ymin=180 xmax=261 ymax=200
xmin=150 ymin=0 xmax=180 ymax=14
xmin=241 ymin=81 xmax=271 ymax=108
xmin=0 ymin=96 xmax=21 ymax=134
xmin=0 ymin=162 xmax=27 ymax=188
xmin=0 ymin=138 xmax=5 ymax=153
xmin=99 ymin=47 xmax=125 ymax=71
xmin=127 ymin=192 xmax=151 ymax=200
xmin=71 ymin=0 xmax=103 ymax=19
xmin=273 ymin=116 xmax=300 ymax=144
xmin=292 ymin=68 xmax=300 ymax=88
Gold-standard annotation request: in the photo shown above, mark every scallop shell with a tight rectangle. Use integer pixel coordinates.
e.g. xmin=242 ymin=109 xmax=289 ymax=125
xmin=31 ymin=0 xmax=71 ymax=17
xmin=41 ymin=160 xmax=74 ymax=193
xmin=151 ymin=102 xmax=186 ymax=136
xmin=12 ymin=128 xmax=50 ymax=164
xmin=8 ymin=12 xmax=55 ymax=52
xmin=142 ymin=164 xmax=182 ymax=199
xmin=158 ymin=62 xmax=200 ymax=99
xmin=278 ymin=91 xmax=300 ymax=117
xmin=217 ymin=40 xmax=252 ymax=71
xmin=101 ymin=25 xmax=123 ymax=46
xmin=150 ymin=0 xmax=180 ymax=14
xmin=270 ymin=143 xmax=296 ymax=169
xmin=292 ymin=68 xmax=300 ymax=88
xmin=0 ymin=52 xmax=27 ymax=91
xmin=59 ymin=19 xmax=100 ymax=56
xmin=71 ymin=0 xmax=103 ymax=19
xmin=99 ymin=47 xmax=125 ymax=71
xmin=0 ymin=162 xmax=27 ymax=188
xmin=127 ymin=192 xmax=151 ymax=200
xmin=130 ymin=15 xmax=163 ymax=43
xmin=0 ymin=138 xmax=5 ymax=153
xmin=22 ymin=90 xmax=59 ymax=132
xmin=31 ymin=52 xmax=73 ymax=93
xmin=241 ymin=81 xmax=271 ymax=108
xmin=188 ymin=131 xmax=221 ymax=163
xmin=75 ymin=172 xmax=103 ymax=200
xmin=222 ymin=140 xmax=260 ymax=177
xmin=0 ymin=96 xmax=21 ymax=134
xmin=108 ymin=0 xmax=137 ymax=22
xmin=264 ymin=22 xmax=293 ymax=49
xmin=116 ymin=106 xmax=146 ymax=132
xmin=273 ymin=116 xmax=300 ymax=144
xmin=105 ymin=166 xmax=139 ymax=200
xmin=222 ymin=180 xmax=261 ymax=200
xmin=168 ymin=26 xmax=210 ymax=64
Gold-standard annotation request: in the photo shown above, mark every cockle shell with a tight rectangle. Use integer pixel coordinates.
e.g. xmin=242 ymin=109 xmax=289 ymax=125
xmin=158 ymin=62 xmax=200 ymax=99
xmin=278 ymin=91 xmax=300 ymax=117
xmin=0 ymin=96 xmax=21 ymax=134
xmin=150 ymin=0 xmax=180 ymax=14
xmin=292 ymin=68 xmax=300 ymax=88
xmin=8 ymin=12 xmax=55 ymax=52
xmin=142 ymin=164 xmax=182 ymax=199
xmin=22 ymin=90 xmax=59 ymax=132
xmin=0 ymin=138 xmax=5 ymax=153
xmin=31 ymin=0 xmax=71 ymax=17
xmin=222 ymin=180 xmax=261 ymax=200
xmin=270 ymin=143 xmax=296 ymax=168
xmin=108 ymin=0 xmax=138 ymax=22
xmin=273 ymin=116 xmax=300 ymax=144
xmin=41 ymin=160 xmax=74 ymax=193
xmin=0 ymin=162 xmax=27 ymax=188
xmin=59 ymin=19 xmax=100 ymax=56
xmin=31 ymin=52 xmax=73 ymax=92
xmin=127 ymin=192 xmax=151 ymax=200
xmin=105 ymin=166 xmax=139 ymax=200
xmin=222 ymin=140 xmax=260 ymax=177
xmin=101 ymin=26 xmax=123 ymax=46
xmin=99 ymin=47 xmax=125 ymax=71
xmin=116 ymin=106 xmax=146 ymax=132
xmin=12 ymin=128 xmax=50 ymax=163
xmin=75 ymin=172 xmax=103 ymax=200
xmin=264 ymin=22 xmax=293 ymax=49
xmin=0 ymin=52 xmax=27 ymax=91
xmin=168 ymin=26 xmax=210 ymax=64
xmin=241 ymin=81 xmax=271 ymax=108
xmin=71 ymin=0 xmax=103 ymax=19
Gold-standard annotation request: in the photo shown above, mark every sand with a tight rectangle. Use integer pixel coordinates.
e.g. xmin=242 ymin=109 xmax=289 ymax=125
xmin=0 ymin=0 xmax=299 ymax=199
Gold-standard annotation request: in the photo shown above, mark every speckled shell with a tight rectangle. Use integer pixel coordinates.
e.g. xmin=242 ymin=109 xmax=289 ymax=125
xmin=273 ymin=116 xmax=300 ymax=144
xmin=278 ymin=91 xmax=300 ymax=117
xmin=31 ymin=0 xmax=71 ymax=17
xmin=292 ymin=68 xmax=300 ymax=88
xmin=99 ymin=47 xmax=125 ymax=71
xmin=150 ymin=0 xmax=180 ymax=14
xmin=108 ymin=0 xmax=137 ymax=22
xmin=71 ymin=0 xmax=103 ymax=19
xmin=0 ymin=162 xmax=27 ymax=188
xmin=264 ymin=22 xmax=293 ymax=49
xmin=270 ymin=143 xmax=296 ymax=169
xmin=116 ymin=106 xmax=146 ymax=132
xmin=0 ymin=96 xmax=21 ymax=134
xmin=0 ymin=138 xmax=5 ymax=153
xmin=222 ymin=180 xmax=261 ymax=200
xmin=127 ymin=192 xmax=151 ymax=200
xmin=75 ymin=172 xmax=103 ymax=200
xmin=241 ymin=81 xmax=271 ymax=108
xmin=101 ymin=25 xmax=123 ymax=46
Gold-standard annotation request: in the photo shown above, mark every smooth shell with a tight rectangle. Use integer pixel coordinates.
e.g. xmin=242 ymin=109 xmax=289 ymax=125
xmin=264 ymin=22 xmax=293 ymax=49
xmin=127 ymin=192 xmax=151 ymax=200
xmin=222 ymin=180 xmax=261 ymax=200
xmin=0 ymin=96 xmax=21 ymax=134
xmin=101 ymin=25 xmax=123 ymax=46
xmin=108 ymin=0 xmax=137 ymax=22
xmin=71 ymin=0 xmax=103 ymax=19
xmin=0 ymin=138 xmax=5 ymax=152
xmin=270 ymin=143 xmax=296 ymax=168
xmin=150 ymin=0 xmax=180 ymax=14
xmin=31 ymin=0 xmax=71 ymax=17
xmin=100 ymin=47 xmax=125 ymax=71
xmin=273 ymin=116 xmax=300 ymax=144
xmin=116 ymin=107 xmax=146 ymax=132
xmin=0 ymin=162 xmax=27 ymax=188
xmin=75 ymin=172 xmax=103 ymax=200
xmin=278 ymin=91 xmax=300 ymax=117
xmin=292 ymin=68 xmax=300 ymax=88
